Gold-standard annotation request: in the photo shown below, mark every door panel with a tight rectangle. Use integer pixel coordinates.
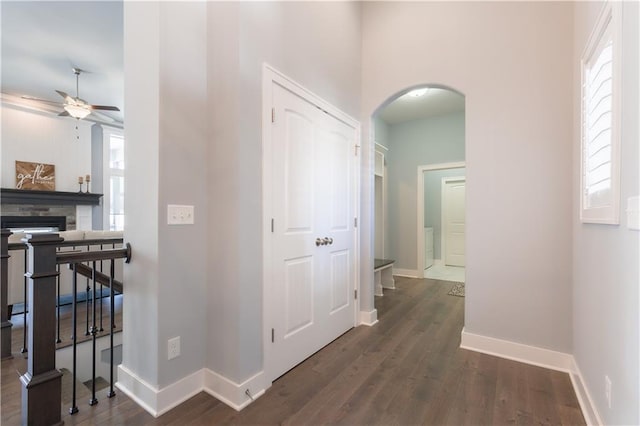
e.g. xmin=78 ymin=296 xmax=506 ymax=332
xmin=326 ymin=128 xmax=351 ymax=231
xmin=283 ymin=256 xmax=314 ymax=338
xmin=329 ymin=250 xmax=350 ymax=314
xmin=284 ymin=112 xmax=315 ymax=233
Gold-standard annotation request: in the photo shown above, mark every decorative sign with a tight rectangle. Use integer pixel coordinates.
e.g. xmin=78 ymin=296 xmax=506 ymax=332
xmin=15 ymin=161 xmax=56 ymax=191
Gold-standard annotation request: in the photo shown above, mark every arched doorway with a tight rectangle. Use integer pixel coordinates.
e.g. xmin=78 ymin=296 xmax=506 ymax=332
xmin=369 ymin=83 xmax=466 ymax=311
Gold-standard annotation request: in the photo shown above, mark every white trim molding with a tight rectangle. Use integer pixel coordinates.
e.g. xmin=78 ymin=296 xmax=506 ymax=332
xmin=116 ymin=366 xmax=267 ymax=417
xmin=203 ymin=369 xmax=267 ymax=411
xmin=392 ymin=268 xmax=419 ymax=278
xmin=359 ymin=309 xmax=378 ymax=326
xmin=569 ymin=360 xmax=603 ymax=426
xmin=460 ymin=329 xmax=602 ymax=425
xmin=460 ymin=329 xmax=574 ymax=372
xmin=116 ymin=365 xmax=203 ymax=418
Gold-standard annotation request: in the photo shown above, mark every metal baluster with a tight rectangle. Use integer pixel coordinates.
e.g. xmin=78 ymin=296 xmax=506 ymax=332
xmin=21 ymin=250 xmax=27 ymax=354
xmin=55 ymin=250 xmax=61 ymax=343
xmin=89 ymin=261 xmax=98 ymax=406
xmin=107 ymin=258 xmax=116 ymax=398
xmin=85 ymin=244 xmax=90 ymax=336
xmin=99 ymin=244 xmax=104 ymax=332
xmin=69 ymin=267 xmax=79 ymax=415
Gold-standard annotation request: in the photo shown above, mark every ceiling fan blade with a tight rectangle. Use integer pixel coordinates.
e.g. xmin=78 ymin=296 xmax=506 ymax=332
xmin=55 ymin=90 xmax=73 ymax=102
xmin=21 ymin=95 xmax=63 ymax=106
xmin=58 ymin=110 xmax=70 ymax=117
xmin=90 ymin=105 xmax=120 ymax=112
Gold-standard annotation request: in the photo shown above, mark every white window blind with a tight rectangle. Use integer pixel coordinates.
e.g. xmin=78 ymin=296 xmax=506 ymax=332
xmin=581 ymin=2 xmax=620 ymax=224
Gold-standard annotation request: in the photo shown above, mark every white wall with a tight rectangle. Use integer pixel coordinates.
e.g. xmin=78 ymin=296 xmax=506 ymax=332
xmin=385 ymin=111 xmax=465 ymax=271
xmin=122 ymin=1 xmax=208 ymax=391
xmin=572 ymin=2 xmax=640 ymax=424
xmin=362 ymin=2 xmax=574 ymax=352
xmin=207 ymin=1 xmax=362 ymax=385
xmin=1 ymin=105 xmax=91 ymax=192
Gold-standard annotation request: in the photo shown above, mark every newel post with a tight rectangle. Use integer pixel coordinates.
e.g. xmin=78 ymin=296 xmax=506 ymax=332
xmin=1 ymin=229 xmax=13 ymax=360
xmin=20 ymin=233 xmax=64 ymax=426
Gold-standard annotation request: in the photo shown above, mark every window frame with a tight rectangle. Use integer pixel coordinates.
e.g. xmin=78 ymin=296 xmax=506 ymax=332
xmin=102 ymin=127 xmax=125 ymax=231
xmin=580 ymin=1 xmax=622 ymax=225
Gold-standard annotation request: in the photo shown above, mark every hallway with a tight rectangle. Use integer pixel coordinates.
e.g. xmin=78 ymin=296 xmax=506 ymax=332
xmin=1 ymin=277 xmax=584 ymax=425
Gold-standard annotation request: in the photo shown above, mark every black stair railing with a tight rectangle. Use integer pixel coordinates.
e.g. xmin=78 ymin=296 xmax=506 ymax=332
xmin=0 ymin=231 xmax=131 ymax=425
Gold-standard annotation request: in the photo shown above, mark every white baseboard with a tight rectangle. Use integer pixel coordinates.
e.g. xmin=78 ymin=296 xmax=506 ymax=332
xmin=117 ymin=365 xmax=266 ymax=417
xmin=203 ymin=369 xmax=266 ymax=411
xmin=359 ymin=309 xmax=378 ymax=326
xmin=460 ymin=329 xmax=602 ymax=425
xmin=392 ymin=268 xmax=418 ymax=278
xmin=460 ymin=329 xmax=574 ymax=372
xmin=569 ymin=359 xmax=603 ymax=426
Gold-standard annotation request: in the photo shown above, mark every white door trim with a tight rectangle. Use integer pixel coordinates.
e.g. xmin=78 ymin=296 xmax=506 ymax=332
xmin=262 ymin=63 xmax=361 ymax=384
xmin=416 ymin=162 xmax=465 ymax=278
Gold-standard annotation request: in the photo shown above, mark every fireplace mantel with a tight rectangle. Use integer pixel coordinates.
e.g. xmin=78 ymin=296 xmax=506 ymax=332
xmin=0 ymin=188 xmax=102 ymax=206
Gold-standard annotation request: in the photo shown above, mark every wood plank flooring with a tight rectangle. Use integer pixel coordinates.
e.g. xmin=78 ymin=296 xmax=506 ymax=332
xmin=1 ymin=277 xmax=585 ymax=425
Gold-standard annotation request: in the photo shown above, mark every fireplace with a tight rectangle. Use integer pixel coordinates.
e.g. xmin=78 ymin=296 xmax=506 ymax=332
xmin=1 ymin=215 xmax=67 ymax=232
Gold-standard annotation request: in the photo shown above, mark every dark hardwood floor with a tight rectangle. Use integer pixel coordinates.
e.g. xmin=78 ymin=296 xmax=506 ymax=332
xmin=1 ymin=277 xmax=585 ymax=425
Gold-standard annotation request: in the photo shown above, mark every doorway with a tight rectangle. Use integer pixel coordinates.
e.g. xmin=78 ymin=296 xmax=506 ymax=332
xmin=416 ymin=163 xmax=466 ymax=280
xmin=372 ymin=86 xmax=465 ymax=280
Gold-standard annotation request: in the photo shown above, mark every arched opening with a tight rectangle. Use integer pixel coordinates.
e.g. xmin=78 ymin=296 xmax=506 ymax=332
xmin=370 ymin=82 xmax=466 ymax=317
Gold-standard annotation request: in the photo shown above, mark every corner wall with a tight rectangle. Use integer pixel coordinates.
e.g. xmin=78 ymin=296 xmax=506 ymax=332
xmin=120 ymin=2 xmax=208 ymax=411
xmin=572 ymin=2 xmax=640 ymax=424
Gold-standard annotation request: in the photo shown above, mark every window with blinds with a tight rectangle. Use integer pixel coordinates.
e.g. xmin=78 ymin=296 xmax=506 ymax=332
xmin=581 ymin=2 xmax=620 ymax=224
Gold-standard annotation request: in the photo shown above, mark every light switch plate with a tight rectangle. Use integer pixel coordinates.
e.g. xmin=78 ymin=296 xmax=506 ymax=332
xmin=626 ymin=196 xmax=639 ymax=231
xmin=168 ymin=204 xmax=195 ymax=225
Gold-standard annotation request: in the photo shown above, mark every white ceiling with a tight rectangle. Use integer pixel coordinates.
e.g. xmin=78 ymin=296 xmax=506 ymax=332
xmin=1 ymin=1 xmax=124 ymax=124
xmin=1 ymin=3 xmax=461 ymax=128
xmin=377 ymin=88 xmax=465 ymax=125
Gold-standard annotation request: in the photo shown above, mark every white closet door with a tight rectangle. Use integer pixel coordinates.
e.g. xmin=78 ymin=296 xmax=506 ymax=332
xmin=269 ymin=82 xmax=356 ymax=381
xmin=443 ymin=178 xmax=466 ymax=267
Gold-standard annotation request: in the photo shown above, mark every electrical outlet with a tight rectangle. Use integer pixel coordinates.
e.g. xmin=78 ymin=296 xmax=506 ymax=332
xmin=167 ymin=205 xmax=195 ymax=225
xmin=605 ymin=375 xmax=612 ymax=409
xmin=168 ymin=336 xmax=181 ymax=360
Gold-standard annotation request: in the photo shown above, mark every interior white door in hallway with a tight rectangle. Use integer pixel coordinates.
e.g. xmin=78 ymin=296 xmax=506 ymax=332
xmin=442 ymin=177 xmax=465 ymax=267
xmin=266 ymin=77 xmax=358 ymax=382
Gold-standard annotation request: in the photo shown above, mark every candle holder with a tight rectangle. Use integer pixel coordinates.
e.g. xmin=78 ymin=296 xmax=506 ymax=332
xmin=85 ymin=175 xmax=91 ymax=193
xmin=78 ymin=177 xmax=84 ymax=193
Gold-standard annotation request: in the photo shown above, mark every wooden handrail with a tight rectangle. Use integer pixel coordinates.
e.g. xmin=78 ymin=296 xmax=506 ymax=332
xmin=70 ymin=263 xmax=124 ymax=293
xmin=56 ymin=243 xmax=131 ymax=264
xmin=8 ymin=237 xmax=124 ymax=252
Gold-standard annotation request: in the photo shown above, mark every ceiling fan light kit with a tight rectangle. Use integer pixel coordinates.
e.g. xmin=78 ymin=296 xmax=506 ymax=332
xmin=64 ymin=103 xmax=91 ymax=119
xmin=21 ymin=67 xmax=120 ymax=121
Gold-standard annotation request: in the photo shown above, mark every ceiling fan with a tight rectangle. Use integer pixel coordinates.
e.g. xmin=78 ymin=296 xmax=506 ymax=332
xmin=22 ymin=68 xmax=120 ymax=120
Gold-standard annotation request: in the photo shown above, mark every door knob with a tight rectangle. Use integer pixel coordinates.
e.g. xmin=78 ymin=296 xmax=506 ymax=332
xmin=316 ymin=238 xmax=325 ymax=246
xmin=323 ymin=237 xmax=333 ymax=245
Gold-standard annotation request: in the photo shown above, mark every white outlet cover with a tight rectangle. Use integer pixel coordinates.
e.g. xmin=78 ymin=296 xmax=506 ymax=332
xmin=168 ymin=336 xmax=181 ymax=360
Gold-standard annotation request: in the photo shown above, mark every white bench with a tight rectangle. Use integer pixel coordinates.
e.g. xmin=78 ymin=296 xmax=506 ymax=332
xmin=374 ymin=258 xmax=395 ymax=296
